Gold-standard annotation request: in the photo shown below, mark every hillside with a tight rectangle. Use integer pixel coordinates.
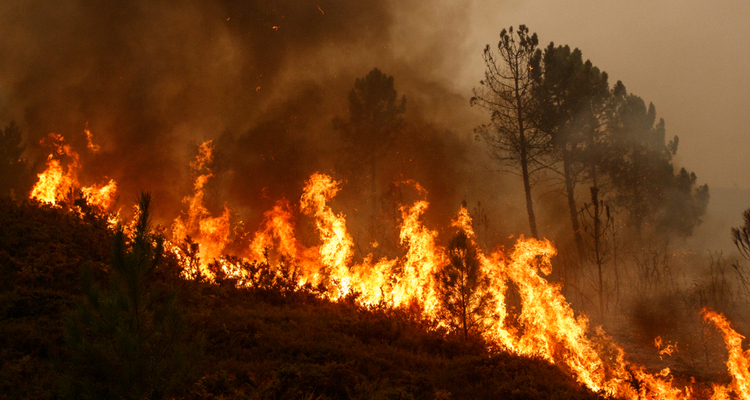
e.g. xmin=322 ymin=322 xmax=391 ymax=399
xmin=0 ymin=198 xmax=605 ymax=399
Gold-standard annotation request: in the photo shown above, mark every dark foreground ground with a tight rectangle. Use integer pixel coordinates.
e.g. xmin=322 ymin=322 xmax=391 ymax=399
xmin=0 ymin=198 xmax=605 ymax=399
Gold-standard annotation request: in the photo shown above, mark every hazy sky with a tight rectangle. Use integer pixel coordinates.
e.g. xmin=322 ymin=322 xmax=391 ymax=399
xmin=446 ymin=0 xmax=750 ymax=190
xmin=385 ymin=0 xmax=749 ymax=251
xmin=0 ymin=0 xmax=746 ymax=251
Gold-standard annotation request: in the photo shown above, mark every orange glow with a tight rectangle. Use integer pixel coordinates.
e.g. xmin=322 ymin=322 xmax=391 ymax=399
xmin=654 ymin=336 xmax=677 ymax=359
xmin=300 ymin=173 xmax=353 ymax=290
xmin=166 ymin=172 xmax=695 ymax=398
xmin=171 ymin=140 xmax=232 ymax=281
xmin=84 ymin=124 xmax=100 ymax=152
xmin=81 ymin=179 xmax=117 ymax=210
xmin=30 ymin=158 xmax=70 ymax=205
xmin=248 ymin=198 xmax=300 ymax=261
xmin=40 ymin=135 xmax=741 ymax=399
xmin=30 ymin=133 xmax=118 ymax=214
xmin=30 ymin=133 xmax=80 ymax=205
xmin=703 ymin=308 xmax=750 ymax=400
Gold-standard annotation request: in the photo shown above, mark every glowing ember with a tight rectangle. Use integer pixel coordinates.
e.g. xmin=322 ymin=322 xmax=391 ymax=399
xmin=654 ymin=336 xmax=677 ymax=359
xmin=84 ymin=124 xmax=100 ymax=152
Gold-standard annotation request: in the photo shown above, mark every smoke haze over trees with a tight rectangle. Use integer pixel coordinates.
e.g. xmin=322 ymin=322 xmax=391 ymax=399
xmin=7 ymin=2 xmax=750 ymax=398
xmin=0 ymin=0 xmax=715 ymax=255
xmin=0 ymin=0 xmax=493 ymax=242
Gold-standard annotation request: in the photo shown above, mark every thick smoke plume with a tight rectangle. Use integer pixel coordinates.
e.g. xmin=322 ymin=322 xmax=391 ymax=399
xmin=0 ymin=0 xmax=521 ymax=244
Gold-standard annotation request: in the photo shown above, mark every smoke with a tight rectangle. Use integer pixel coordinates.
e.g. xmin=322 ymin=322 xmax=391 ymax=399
xmin=6 ymin=0 xmax=748 ymax=381
xmin=0 ymin=0 xmax=526 ymax=243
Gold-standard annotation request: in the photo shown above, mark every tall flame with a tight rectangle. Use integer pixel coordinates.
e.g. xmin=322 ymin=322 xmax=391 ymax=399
xmin=703 ymin=309 xmax=750 ymax=400
xmin=169 ymin=172 xmax=696 ymax=398
xmin=30 ymin=133 xmax=80 ymax=204
xmin=171 ymin=140 xmax=231 ymax=281
xmin=300 ymin=173 xmax=354 ymax=296
xmin=39 ymin=135 xmax=747 ymax=400
xmin=248 ymin=198 xmax=300 ymax=261
xmin=395 ymin=200 xmax=443 ymax=313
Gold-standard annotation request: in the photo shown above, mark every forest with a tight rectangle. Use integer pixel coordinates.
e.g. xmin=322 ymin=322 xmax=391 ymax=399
xmin=1 ymin=1 xmax=749 ymax=399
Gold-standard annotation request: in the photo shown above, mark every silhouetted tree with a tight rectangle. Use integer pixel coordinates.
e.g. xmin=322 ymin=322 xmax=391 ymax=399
xmin=472 ymin=25 xmax=545 ymax=239
xmin=657 ymin=168 xmax=709 ymax=238
xmin=530 ymin=43 xmax=610 ymax=261
xmin=0 ymin=121 xmax=30 ymax=198
xmin=732 ymin=209 xmax=750 ymax=261
xmin=435 ymin=231 xmax=495 ymax=340
xmin=335 ymin=68 xmax=406 ymax=238
xmin=60 ymin=193 xmax=202 ymax=399
xmin=605 ymin=84 xmax=708 ymax=240
xmin=580 ymin=186 xmax=614 ymax=318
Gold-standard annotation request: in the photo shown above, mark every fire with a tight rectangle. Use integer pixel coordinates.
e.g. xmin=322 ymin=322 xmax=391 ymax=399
xmin=248 ymin=198 xmax=300 ymax=261
xmin=703 ymin=308 xmax=750 ymax=400
xmin=395 ymin=199 xmax=444 ymax=313
xmin=162 ymin=168 xmax=698 ymax=398
xmin=299 ymin=173 xmax=354 ymax=295
xmin=84 ymin=124 xmax=100 ymax=152
xmin=81 ymin=179 xmax=117 ymax=210
xmin=171 ymin=140 xmax=231 ymax=281
xmin=655 ymin=336 xmax=677 ymax=359
xmin=502 ymin=237 xmax=609 ymax=391
xmin=30 ymin=133 xmax=80 ymax=204
xmin=30 ymin=158 xmax=70 ymax=205
xmin=38 ymin=135 xmax=750 ymax=399
xmin=30 ymin=132 xmax=118 ymax=215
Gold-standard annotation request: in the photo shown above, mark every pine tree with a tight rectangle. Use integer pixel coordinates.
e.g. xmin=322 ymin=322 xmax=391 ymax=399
xmin=472 ymin=25 xmax=545 ymax=239
xmin=60 ymin=193 xmax=202 ymax=399
xmin=0 ymin=120 xmax=30 ymax=198
xmin=435 ymin=231 xmax=495 ymax=340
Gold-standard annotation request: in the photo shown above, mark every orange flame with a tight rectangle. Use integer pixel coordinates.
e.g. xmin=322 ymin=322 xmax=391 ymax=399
xmin=82 ymin=157 xmax=724 ymax=399
xmin=30 ymin=133 xmax=118 ymax=214
xmin=395 ymin=199 xmax=444 ymax=313
xmin=703 ymin=308 xmax=750 ymax=400
xmin=171 ymin=140 xmax=231 ymax=281
xmin=81 ymin=179 xmax=117 ymax=210
xmin=248 ymin=198 xmax=300 ymax=261
xmin=84 ymin=124 xmax=100 ymax=152
xmin=30 ymin=129 xmax=750 ymax=399
xmin=299 ymin=173 xmax=354 ymax=297
xmin=30 ymin=133 xmax=80 ymax=204
xmin=655 ymin=336 xmax=677 ymax=359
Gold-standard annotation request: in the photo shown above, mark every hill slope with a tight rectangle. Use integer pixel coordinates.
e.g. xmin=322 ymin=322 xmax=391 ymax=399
xmin=0 ymin=198 xmax=604 ymax=399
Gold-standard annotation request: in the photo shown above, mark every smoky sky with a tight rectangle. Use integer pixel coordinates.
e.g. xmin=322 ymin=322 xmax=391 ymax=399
xmin=0 ymin=0 xmax=743 ymax=253
xmin=476 ymin=0 xmax=750 ymax=253
xmin=0 ymin=0 xmax=521 ymax=243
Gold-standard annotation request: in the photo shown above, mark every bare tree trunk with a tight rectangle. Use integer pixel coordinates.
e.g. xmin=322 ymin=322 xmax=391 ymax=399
xmin=632 ymin=146 xmax=644 ymax=245
xmin=521 ymin=160 xmax=538 ymax=239
xmin=590 ymin=163 xmax=605 ymax=318
xmin=562 ymin=151 xmax=584 ymax=263
xmin=515 ymin=75 xmax=539 ymax=239
xmin=369 ymin=151 xmax=378 ymax=241
xmin=591 ymin=188 xmax=604 ymax=318
xmin=462 ymin=271 xmax=469 ymax=341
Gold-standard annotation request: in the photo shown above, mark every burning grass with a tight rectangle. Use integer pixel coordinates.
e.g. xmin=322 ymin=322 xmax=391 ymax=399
xmin=10 ymin=136 xmax=750 ymax=399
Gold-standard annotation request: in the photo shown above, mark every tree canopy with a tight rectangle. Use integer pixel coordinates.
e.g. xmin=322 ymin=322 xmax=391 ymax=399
xmin=472 ymin=25 xmax=545 ymax=238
